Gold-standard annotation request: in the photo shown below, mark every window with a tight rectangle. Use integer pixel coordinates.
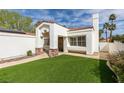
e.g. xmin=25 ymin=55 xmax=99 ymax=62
xmin=78 ymin=36 xmax=86 ymax=46
xmin=70 ymin=37 xmax=77 ymax=46
xmin=69 ymin=36 xmax=86 ymax=47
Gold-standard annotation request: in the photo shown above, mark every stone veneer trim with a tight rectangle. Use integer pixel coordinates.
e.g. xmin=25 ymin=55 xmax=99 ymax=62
xmin=49 ymin=49 xmax=58 ymax=57
xmin=35 ymin=48 xmax=44 ymax=55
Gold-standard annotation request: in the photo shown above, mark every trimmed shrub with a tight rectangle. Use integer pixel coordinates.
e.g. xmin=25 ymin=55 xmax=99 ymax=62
xmin=27 ymin=50 xmax=32 ymax=56
xmin=108 ymin=51 xmax=124 ymax=82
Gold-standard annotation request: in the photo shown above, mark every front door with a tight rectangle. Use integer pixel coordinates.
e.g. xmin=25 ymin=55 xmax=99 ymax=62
xmin=58 ymin=37 xmax=63 ymax=52
xmin=43 ymin=37 xmax=49 ymax=53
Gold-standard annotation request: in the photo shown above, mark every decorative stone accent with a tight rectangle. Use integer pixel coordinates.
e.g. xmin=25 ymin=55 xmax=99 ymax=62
xmin=49 ymin=49 xmax=58 ymax=57
xmin=35 ymin=48 xmax=44 ymax=55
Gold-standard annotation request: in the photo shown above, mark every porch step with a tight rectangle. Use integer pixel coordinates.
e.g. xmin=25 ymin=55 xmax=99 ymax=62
xmin=42 ymin=52 xmax=49 ymax=58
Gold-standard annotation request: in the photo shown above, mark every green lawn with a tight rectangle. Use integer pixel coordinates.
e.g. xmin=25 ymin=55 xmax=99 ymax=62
xmin=0 ymin=55 xmax=116 ymax=83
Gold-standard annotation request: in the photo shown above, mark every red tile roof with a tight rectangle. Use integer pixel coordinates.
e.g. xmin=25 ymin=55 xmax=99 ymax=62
xmin=36 ymin=20 xmax=67 ymax=28
xmin=68 ymin=26 xmax=93 ymax=31
xmin=35 ymin=20 xmax=55 ymax=27
xmin=36 ymin=20 xmax=93 ymax=31
xmin=0 ymin=28 xmax=35 ymax=36
xmin=0 ymin=28 xmax=26 ymax=34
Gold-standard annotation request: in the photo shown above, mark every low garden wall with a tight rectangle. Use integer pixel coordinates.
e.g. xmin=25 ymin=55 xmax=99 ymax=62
xmin=109 ymin=41 xmax=124 ymax=54
xmin=99 ymin=42 xmax=109 ymax=52
xmin=100 ymin=41 xmax=124 ymax=54
xmin=0 ymin=32 xmax=36 ymax=60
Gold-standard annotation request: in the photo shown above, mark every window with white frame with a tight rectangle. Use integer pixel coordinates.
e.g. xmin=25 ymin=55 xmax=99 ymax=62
xmin=69 ymin=36 xmax=86 ymax=47
xmin=78 ymin=36 xmax=86 ymax=46
xmin=70 ymin=37 xmax=77 ymax=46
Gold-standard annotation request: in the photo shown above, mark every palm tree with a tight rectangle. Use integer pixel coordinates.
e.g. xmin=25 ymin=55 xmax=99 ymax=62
xmin=108 ymin=23 xmax=116 ymax=41
xmin=109 ymin=14 xmax=116 ymax=23
xmin=109 ymin=14 xmax=116 ymax=41
xmin=103 ymin=22 xmax=110 ymax=42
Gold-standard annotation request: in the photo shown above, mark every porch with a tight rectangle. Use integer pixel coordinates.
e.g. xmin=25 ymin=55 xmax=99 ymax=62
xmin=35 ymin=22 xmax=69 ymax=57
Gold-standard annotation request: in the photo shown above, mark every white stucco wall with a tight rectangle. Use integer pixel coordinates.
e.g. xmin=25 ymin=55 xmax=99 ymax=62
xmin=66 ymin=14 xmax=99 ymax=54
xmin=100 ymin=41 xmax=124 ymax=54
xmin=36 ymin=23 xmax=50 ymax=49
xmin=67 ymin=46 xmax=86 ymax=52
xmin=99 ymin=42 xmax=109 ymax=52
xmin=86 ymin=31 xmax=94 ymax=54
xmin=92 ymin=13 xmax=99 ymax=53
xmin=67 ymin=29 xmax=94 ymax=54
xmin=54 ymin=23 xmax=68 ymax=37
xmin=0 ymin=32 xmax=36 ymax=59
xmin=109 ymin=41 xmax=124 ymax=54
xmin=36 ymin=23 xmax=68 ymax=50
xmin=51 ymin=23 xmax=68 ymax=49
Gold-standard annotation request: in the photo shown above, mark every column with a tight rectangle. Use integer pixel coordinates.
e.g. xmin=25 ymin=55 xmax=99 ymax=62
xmin=35 ymin=28 xmax=44 ymax=55
xmin=86 ymin=32 xmax=94 ymax=55
xmin=63 ymin=37 xmax=68 ymax=53
xmin=49 ymin=24 xmax=58 ymax=57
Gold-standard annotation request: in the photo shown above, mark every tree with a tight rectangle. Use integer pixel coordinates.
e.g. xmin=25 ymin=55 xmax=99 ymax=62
xmin=109 ymin=14 xmax=116 ymax=22
xmin=103 ymin=22 xmax=110 ymax=42
xmin=112 ymin=34 xmax=124 ymax=43
xmin=0 ymin=10 xmax=33 ymax=32
xmin=108 ymin=23 xmax=116 ymax=41
xmin=109 ymin=14 xmax=116 ymax=41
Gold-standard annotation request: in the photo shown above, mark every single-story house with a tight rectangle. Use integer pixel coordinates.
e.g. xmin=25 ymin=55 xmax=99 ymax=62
xmin=35 ymin=14 xmax=99 ymax=57
xmin=0 ymin=13 xmax=99 ymax=60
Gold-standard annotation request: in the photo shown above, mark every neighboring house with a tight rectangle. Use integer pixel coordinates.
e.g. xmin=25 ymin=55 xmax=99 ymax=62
xmin=35 ymin=14 xmax=99 ymax=56
xmin=100 ymin=38 xmax=111 ymax=42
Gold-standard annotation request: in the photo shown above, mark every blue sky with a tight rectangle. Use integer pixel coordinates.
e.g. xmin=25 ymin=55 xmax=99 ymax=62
xmin=11 ymin=9 xmax=124 ymax=36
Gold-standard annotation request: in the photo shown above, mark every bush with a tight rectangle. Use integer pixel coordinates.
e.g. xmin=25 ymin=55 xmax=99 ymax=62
xmin=27 ymin=50 xmax=32 ymax=56
xmin=108 ymin=51 xmax=124 ymax=82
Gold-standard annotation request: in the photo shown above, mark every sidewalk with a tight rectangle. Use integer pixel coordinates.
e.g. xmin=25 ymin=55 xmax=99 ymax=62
xmin=0 ymin=53 xmax=49 ymax=69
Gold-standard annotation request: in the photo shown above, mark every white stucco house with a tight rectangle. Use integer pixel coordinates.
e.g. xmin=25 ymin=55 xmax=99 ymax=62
xmin=35 ymin=14 xmax=99 ymax=57
xmin=0 ymin=13 xmax=99 ymax=60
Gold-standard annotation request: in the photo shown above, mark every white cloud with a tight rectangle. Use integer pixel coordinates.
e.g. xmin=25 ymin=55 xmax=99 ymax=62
xmin=9 ymin=9 xmax=124 ymax=35
xmin=98 ymin=9 xmax=124 ymax=24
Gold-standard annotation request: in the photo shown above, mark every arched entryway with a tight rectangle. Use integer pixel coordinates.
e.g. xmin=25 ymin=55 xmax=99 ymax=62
xmin=42 ymin=32 xmax=50 ymax=53
xmin=36 ymin=22 xmax=68 ymax=57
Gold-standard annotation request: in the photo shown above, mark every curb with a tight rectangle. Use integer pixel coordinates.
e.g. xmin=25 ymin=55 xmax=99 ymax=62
xmin=106 ymin=61 xmax=120 ymax=83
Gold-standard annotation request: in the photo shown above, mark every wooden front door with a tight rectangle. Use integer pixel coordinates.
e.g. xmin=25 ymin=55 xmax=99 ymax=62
xmin=58 ymin=37 xmax=63 ymax=51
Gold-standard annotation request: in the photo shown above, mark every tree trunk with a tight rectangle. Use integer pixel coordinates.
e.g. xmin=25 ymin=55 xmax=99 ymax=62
xmin=110 ymin=31 xmax=113 ymax=42
xmin=105 ymin=30 xmax=108 ymax=42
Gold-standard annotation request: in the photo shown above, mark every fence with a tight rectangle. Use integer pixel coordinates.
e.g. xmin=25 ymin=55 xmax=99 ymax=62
xmin=109 ymin=41 xmax=124 ymax=54
xmin=100 ymin=41 xmax=124 ymax=54
xmin=0 ymin=32 xmax=36 ymax=60
xmin=99 ymin=42 xmax=109 ymax=52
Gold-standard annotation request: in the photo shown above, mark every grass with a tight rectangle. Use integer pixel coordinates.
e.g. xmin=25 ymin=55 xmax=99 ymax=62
xmin=0 ymin=55 xmax=116 ymax=83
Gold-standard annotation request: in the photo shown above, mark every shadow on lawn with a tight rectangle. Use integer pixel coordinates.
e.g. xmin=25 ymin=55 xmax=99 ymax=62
xmin=99 ymin=60 xmax=117 ymax=83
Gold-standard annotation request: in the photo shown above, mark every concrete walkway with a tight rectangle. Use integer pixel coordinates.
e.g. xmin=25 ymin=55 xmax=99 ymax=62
xmin=0 ymin=53 xmax=49 ymax=69
xmin=60 ymin=52 xmax=100 ymax=59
